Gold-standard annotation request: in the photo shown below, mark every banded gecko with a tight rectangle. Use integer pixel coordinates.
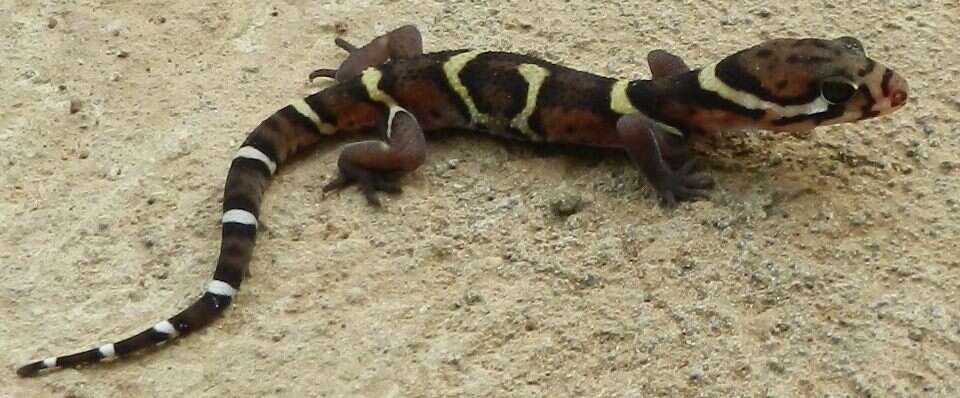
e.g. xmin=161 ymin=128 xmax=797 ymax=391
xmin=17 ymin=25 xmax=908 ymax=377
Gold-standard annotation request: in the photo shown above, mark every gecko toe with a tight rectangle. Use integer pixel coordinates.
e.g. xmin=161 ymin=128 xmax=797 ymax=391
xmin=309 ymin=68 xmax=338 ymax=81
xmin=323 ymin=164 xmax=402 ymax=207
xmin=685 ymin=172 xmax=715 ymax=189
xmin=677 ymin=159 xmax=698 ymax=175
xmin=334 ymin=38 xmax=359 ymax=53
xmin=654 ymin=161 xmax=713 ymax=207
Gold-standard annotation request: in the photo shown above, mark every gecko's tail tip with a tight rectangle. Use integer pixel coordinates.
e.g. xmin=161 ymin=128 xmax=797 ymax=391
xmin=16 ymin=361 xmax=45 ymax=377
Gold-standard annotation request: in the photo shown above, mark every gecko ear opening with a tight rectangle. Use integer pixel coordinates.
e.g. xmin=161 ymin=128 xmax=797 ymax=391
xmin=820 ymin=78 xmax=858 ymax=104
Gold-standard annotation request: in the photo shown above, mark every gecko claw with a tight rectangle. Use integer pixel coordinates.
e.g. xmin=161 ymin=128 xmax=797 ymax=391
xmin=323 ymin=164 xmax=402 ymax=207
xmin=654 ymin=160 xmax=714 ymax=207
xmin=308 ymin=68 xmax=338 ymax=81
xmin=334 ymin=38 xmax=359 ymax=53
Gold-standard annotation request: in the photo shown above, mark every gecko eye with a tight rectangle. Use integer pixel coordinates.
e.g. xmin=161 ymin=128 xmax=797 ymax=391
xmin=836 ymin=36 xmax=865 ymax=55
xmin=820 ymin=79 xmax=858 ymax=104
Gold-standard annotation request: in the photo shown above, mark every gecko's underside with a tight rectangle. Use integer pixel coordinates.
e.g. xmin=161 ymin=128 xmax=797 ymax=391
xmin=17 ymin=25 xmax=908 ymax=377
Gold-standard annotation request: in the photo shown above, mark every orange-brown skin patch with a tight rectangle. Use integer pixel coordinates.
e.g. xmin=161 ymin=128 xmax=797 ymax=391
xmin=393 ymin=79 xmax=466 ymax=131
xmin=331 ymin=102 xmax=380 ymax=133
xmin=688 ymin=109 xmax=756 ymax=134
xmin=539 ymin=107 xmax=621 ymax=147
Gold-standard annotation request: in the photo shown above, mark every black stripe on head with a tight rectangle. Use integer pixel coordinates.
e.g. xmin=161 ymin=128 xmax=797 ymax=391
xmin=881 ymin=68 xmax=894 ymax=97
xmin=231 ymin=157 xmax=271 ymax=178
xmin=858 ymin=86 xmax=879 ymax=120
xmin=772 ymin=104 xmax=845 ymax=126
xmin=715 ymin=52 xmax=820 ymax=105
xmin=223 ymin=194 xmax=258 ymax=218
xmin=858 ymin=59 xmax=876 ymax=77
xmin=278 ymin=105 xmax=320 ymax=135
xmin=689 ymin=87 xmax=767 ymax=120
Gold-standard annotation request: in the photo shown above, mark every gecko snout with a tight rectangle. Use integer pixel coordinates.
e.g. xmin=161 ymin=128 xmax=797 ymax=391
xmin=887 ymin=72 xmax=909 ymax=108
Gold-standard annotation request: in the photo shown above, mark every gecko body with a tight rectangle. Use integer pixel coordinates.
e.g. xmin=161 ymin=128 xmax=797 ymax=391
xmin=17 ymin=25 xmax=907 ymax=377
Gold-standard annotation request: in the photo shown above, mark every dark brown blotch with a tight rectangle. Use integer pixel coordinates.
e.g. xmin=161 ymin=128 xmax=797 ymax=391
xmin=756 ymin=49 xmax=773 ymax=58
xmin=786 ymin=54 xmax=830 ymax=65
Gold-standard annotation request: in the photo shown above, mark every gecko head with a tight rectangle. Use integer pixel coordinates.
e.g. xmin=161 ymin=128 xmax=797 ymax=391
xmin=698 ymin=37 xmax=908 ymax=132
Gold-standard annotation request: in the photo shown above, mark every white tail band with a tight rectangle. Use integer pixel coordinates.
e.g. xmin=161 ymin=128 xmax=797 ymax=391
xmin=207 ymin=280 xmax=238 ymax=297
xmin=235 ymin=146 xmax=278 ymax=175
xmin=153 ymin=320 xmax=179 ymax=338
xmin=222 ymin=209 xmax=257 ymax=226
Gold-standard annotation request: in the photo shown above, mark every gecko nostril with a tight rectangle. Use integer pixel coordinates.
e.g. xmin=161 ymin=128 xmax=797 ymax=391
xmin=891 ymin=90 xmax=908 ymax=107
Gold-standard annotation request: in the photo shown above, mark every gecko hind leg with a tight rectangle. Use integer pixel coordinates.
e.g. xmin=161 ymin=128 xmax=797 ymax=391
xmin=323 ymin=106 xmax=427 ymax=207
xmin=309 ymin=25 xmax=423 ymax=82
xmin=647 ymin=49 xmax=690 ymax=79
xmin=616 ymin=114 xmax=713 ymax=207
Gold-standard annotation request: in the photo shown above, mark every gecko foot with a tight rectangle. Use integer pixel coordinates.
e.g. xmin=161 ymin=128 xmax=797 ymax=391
xmin=654 ymin=160 xmax=714 ymax=208
xmin=323 ymin=162 xmax=402 ymax=207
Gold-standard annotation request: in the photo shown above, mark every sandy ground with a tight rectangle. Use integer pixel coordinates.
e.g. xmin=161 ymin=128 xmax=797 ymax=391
xmin=2 ymin=0 xmax=958 ymax=397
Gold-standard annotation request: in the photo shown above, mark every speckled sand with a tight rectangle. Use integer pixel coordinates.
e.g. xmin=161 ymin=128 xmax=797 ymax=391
xmin=3 ymin=1 xmax=958 ymax=397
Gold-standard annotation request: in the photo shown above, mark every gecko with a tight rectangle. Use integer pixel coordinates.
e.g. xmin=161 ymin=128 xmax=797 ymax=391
xmin=17 ymin=25 xmax=908 ymax=377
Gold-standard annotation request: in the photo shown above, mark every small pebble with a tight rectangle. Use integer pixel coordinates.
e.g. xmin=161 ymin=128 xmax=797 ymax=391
xmin=47 ymin=17 xmax=57 ymax=29
xmin=908 ymin=328 xmax=924 ymax=342
xmin=720 ymin=15 xmax=738 ymax=26
xmin=116 ymin=50 xmax=130 ymax=58
xmin=106 ymin=21 xmax=123 ymax=36
xmin=940 ymin=161 xmax=959 ymax=173
xmin=69 ymin=99 xmax=82 ymax=114
xmin=107 ymin=165 xmax=122 ymax=179
xmin=687 ymin=366 xmax=704 ymax=381
xmin=523 ymin=317 xmax=538 ymax=331
xmin=549 ymin=191 xmax=584 ymax=217
xmin=462 ymin=291 xmax=482 ymax=306
xmin=580 ymin=273 xmax=597 ymax=287
xmin=766 ymin=359 xmax=786 ymax=374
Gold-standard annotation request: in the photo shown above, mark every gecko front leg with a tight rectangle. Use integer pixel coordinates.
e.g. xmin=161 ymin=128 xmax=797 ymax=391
xmin=323 ymin=106 xmax=427 ymax=206
xmin=616 ymin=114 xmax=713 ymax=207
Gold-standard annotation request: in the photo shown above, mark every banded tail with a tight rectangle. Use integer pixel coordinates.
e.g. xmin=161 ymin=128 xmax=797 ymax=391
xmin=16 ymin=93 xmax=333 ymax=377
